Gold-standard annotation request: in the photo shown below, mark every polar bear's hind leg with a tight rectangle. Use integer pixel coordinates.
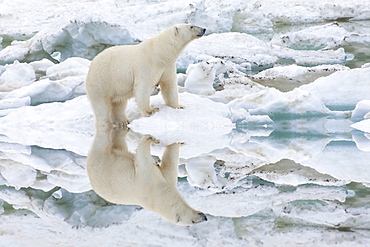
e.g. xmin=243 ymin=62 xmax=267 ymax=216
xmin=110 ymin=98 xmax=129 ymax=127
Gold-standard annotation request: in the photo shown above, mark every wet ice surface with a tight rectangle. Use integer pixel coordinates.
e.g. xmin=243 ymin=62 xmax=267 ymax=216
xmin=1 ymin=0 xmax=370 ymax=246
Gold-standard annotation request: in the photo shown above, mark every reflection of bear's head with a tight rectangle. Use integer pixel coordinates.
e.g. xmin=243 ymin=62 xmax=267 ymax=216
xmin=87 ymin=128 xmax=207 ymax=226
xmin=174 ymin=23 xmax=206 ymax=42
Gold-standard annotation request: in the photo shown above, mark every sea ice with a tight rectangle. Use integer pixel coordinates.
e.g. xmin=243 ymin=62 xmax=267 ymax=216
xmin=0 ymin=58 xmax=89 ymax=112
xmin=271 ymin=22 xmax=350 ymax=50
xmin=0 ymin=61 xmax=36 ymax=92
xmin=229 ymin=88 xmax=333 ymax=117
xmin=180 ymin=32 xmax=276 ymax=71
xmin=248 ymin=64 xmax=349 ymax=91
xmin=300 ymin=66 xmax=370 ymax=110
xmin=351 ymin=100 xmax=370 ymax=121
xmin=1 ymin=0 xmax=370 ymax=246
xmin=184 ymin=58 xmax=230 ymax=95
xmin=179 ymin=32 xmax=348 ymax=71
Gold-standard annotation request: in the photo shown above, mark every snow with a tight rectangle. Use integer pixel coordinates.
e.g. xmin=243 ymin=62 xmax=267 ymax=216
xmin=1 ymin=0 xmax=370 ymax=246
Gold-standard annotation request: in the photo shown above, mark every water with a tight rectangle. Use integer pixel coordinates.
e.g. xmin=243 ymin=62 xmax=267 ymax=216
xmin=1 ymin=22 xmax=370 ymax=247
xmin=0 ymin=112 xmax=369 ymax=245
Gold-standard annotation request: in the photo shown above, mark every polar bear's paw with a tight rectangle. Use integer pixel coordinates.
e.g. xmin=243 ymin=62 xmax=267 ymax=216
xmin=111 ymin=121 xmax=129 ymax=129
xmin=145 ymin=135 xmax=160 ymax=144
xmin=145 ymin=107 xmax=159 ymax=117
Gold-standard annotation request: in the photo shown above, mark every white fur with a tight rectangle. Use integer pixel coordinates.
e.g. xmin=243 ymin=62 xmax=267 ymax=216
xmin=86 ymin=24 xmax=205 ymax=127
xmin=87 ymin=128 xmax=207 ymax=225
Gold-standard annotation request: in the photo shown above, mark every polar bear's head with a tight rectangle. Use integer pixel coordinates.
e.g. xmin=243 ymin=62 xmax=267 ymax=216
xmin=174 ymin=23 xmax=206 ymax=43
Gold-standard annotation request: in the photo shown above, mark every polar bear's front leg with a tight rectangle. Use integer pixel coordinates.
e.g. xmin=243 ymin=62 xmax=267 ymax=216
xmin=135 ymin=135 xmax=159 ymax=172
xmin=160 ymin=64 xmax=183 ymax=109
xmin=160 ymin=143 xmax=182 ymax=187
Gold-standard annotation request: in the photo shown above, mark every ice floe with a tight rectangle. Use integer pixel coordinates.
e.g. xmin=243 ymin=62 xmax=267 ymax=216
xmin=0 ymin=61 xmax=36 ymax=92
xmin=1 ymin=0 xmax=370 ymax=246
xmin=184 ymin=58 xmax=230 ymax=95
xmin=248 ymin=64 xmax=349 ymax=91
xmin=351 ymin=100 xmax=370 ymax=137
xmin=271 ymin=22 xmax=350 ymax=50
xmin=301 ymin=67 xmax=370 ymax=110
xmin=0 ymin=57 xmax=90 ymax=116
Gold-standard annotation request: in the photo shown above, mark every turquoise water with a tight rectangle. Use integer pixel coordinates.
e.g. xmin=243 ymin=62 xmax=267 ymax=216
xmin=1 ymin=21 xmax=370 ymax=246
xmin=0 ymin=113 xmax=369 ymax=245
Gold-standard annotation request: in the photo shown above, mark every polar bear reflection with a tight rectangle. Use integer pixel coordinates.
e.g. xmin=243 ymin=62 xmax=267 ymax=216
xmin=87 ymin=128 xmax=207 ymax=226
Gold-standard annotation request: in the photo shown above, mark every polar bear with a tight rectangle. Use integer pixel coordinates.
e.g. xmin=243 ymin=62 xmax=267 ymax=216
xmin=87 ymin=128 xmax=207 ymax=225
xmin=86 ymin=24 xmax=206 ymax=127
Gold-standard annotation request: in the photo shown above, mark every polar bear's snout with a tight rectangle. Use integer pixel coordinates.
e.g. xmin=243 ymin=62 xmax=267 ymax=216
xmin=197 ymin=27 xmax=206 ymax=37
xmin=190 ymin=212 xmax=207 ymax=225
xmin=198 ymin=212 xmax=208 ymax=222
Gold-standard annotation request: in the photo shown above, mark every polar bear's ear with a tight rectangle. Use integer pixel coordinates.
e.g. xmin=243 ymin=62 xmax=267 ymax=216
xmin=174 ymin=26 xmax=179 ymax=35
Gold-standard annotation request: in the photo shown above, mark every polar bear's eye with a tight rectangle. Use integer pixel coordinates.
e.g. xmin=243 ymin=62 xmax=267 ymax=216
xmin=190 ymin=25 xmax=194 ymax=29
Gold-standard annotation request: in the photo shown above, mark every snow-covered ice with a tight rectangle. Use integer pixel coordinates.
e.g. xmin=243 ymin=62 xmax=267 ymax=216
xmin=301 ymin=67 xmax=370 ymax=110
xmin=1 ymin=0 xmax=370 ymax=246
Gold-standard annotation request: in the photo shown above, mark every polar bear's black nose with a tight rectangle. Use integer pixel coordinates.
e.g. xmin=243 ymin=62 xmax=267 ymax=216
xmin=199 ymin=212 xmax=208 ymax=221
xmin=198 ymin=28 xmax=206 ymax=37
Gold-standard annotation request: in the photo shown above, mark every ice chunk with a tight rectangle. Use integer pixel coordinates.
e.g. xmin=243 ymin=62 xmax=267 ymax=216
xmin=352 ymin=132 xmax=370 ymax=152
xmin=45 ymin=57 xmax=89 ymax=80
xmin=29 ymin=58 xmax=55 ymax=79
xmin=184 ymin=58 xmax=230 ymax=95
xmin=0 ymin=61 xmax=36 ymax=92
xmin=2 ymin=77 xmax=81 ymax=105
xmin=351 ymin=100 xmax=370 ymax=121
xmin=249 ymin=64 xmax=349 ymax=91
xmin=128 ymin=93 xmax=246 ymax=157
xmin=180 ymin=32 xmax=347 ymax=71
xmin=301 ymin=141 xmax=370 ymax=183
xmin=345 ymin=33 xmax=370 ymax=46
xmin=351 ymin=120 xmax=370 ymax=133
xmin=0 ymin=19 xmax=136 ymax=64
xmin=229 ymin=87 xmax=332 ymax=118
xmin=271 ymin=22 xmax=350 ymax=50
xmin=250 ymin=159 xmax=345 ymax=187
xmin=185 ymin=156 xmax=226 ymax=191
xmin=1 ymin=58 xmax=89 ymax=107
xmin=180 ymin=32 xmax=276 ymax=71
xmin=272 ymin=46 xmax=347 ymax=66
xmin=301 ymin=67 xmax=370 ymax=110
xmin=0 ymin=97 xmax=30 ymax=112
xmin=0 ymin=160 xmax=37 ymax=190
xmin=0 ymin=96 xmax=94 ymax=156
